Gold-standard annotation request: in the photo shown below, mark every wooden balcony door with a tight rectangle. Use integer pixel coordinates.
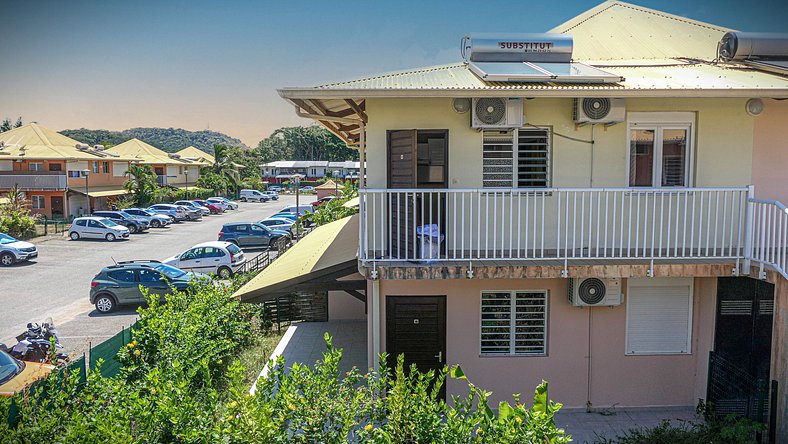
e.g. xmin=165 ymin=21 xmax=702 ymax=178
xmin=387 ymin=130 xmax=448 ymax=260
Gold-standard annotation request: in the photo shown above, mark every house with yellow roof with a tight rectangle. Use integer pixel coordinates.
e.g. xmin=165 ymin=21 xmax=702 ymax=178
xmin=0 ymin=123 xmax=136 ymax=219
xmin=176 ymin=146 xmax=214 ymax=166
xmin=237 ymin=0 xmax=788 ymax=437
xmin=106 ymin=138 xmax=199 ymax=190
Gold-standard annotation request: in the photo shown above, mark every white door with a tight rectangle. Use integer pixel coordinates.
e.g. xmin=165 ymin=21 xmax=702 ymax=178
xmin=85 ymin=220 xmax=105 ymax=239
xmin=200 ymin=246 xmax=227 ymax=273
xmin=176 ymin=247 xmax=205 ymax=272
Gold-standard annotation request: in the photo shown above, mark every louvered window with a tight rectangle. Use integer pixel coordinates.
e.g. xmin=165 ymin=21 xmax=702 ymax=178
xmin=626 ymin=278 xmax=693 ymax=355
xmin=480 ymin=291 xmax=548 ymax=356
xmin=483 ymin=128 xmax=550 ymax=188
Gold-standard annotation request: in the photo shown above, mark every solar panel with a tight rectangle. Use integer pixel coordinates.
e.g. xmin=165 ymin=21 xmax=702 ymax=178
xmin=468 ymin=61 xmax=623 ymax=83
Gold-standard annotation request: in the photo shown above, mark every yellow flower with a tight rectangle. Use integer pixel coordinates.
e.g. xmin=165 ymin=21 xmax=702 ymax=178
xmin=288 ymin=403 xmax=296 ymax=411
xmin=229 ymin=401 xmax=238 ymax=409
xmin=515 ymin=416 xmax=523 ymax=424
xmin=133 ymin=350 xmax=141 ymax=356
xmin=226 ymin=415 xmax=233 ymax=421
xmin=132 ymin=340 xmax=138 ymax=346
xmin=364 ymin=423 xmax=373 ymax=432
xmin=150 ymin=388 xmax=157 ymax=395
xmin=127 ymin=343 xmax=134 ymax=349
xmin=476 ymin=427 xmax=483 ymax=435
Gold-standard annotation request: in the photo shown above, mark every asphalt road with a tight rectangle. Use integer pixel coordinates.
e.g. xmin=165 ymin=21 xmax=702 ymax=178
xmin=0 ymin=195 xmax=299 ymax=357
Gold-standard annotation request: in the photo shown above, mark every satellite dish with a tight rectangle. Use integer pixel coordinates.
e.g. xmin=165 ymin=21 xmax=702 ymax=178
xmin=452 ymin=98 xmax=471 ymax=114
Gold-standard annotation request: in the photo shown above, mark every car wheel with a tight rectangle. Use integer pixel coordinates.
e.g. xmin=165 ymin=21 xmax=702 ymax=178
xmin=105 ymin=233 xmax=116 ymax=242
xmin=128 ymin=225 xmax=138 ymax=234
xmin=151 ymin=220 xmax=161 ymax=228
xmin=95 ymin=294 xmax=116 ymax=313
xmin=217 ymin=266 xmax=232 ymax=279
xmin=0 ymin=252 xmax=14 ymax=267
xmin=69 ymin=232 xmax=80 ymax=241
xmin=240 ymin=197 xmax=247 ymax=202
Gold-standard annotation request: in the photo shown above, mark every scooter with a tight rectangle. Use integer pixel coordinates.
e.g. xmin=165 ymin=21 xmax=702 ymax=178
xmin=3 ymin=318 xmax=69 ymax=366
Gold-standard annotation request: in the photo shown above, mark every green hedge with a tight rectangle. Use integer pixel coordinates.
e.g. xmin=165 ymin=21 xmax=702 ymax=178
xmin=0 ymin=279 xmax=571 ymax=443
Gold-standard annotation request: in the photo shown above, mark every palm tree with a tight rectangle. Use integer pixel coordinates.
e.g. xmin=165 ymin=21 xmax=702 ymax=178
xmin=210 ymin=144 xmax=240 ymax=195
xmin=124 ymin=164 xmax=160 ymax=206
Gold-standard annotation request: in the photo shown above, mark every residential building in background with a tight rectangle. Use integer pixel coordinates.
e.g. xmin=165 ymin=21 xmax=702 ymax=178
xmin=107 ymin=138 xmax=199 ymax=190
xmin=0 ymin=123 xmax=136 ymax=218
xmin=261 ymin=160 xmax=360 ymax=183
xmin=265 ymin=1 xmax=788 ymax=438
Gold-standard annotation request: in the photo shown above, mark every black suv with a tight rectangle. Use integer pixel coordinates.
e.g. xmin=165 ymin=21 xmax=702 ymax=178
xmin=92 ymin=211 xmax=149 ymax=234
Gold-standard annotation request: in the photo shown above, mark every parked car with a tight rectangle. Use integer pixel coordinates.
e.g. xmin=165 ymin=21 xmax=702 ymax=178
xmin=0 ymin=349 xmax=54 ymax=397
xmin=218 ymin=222 xmax=290 ymax=248
xmin=174 ymin=205 xmax=202 ymax=221
xmin=148 ymin=204 xmax=188 ymax=222
xmin=279 ymin=204 xmax=314 ymax=217
xmin=207 ymin=197 xmax=238 ymax=210
xmin=268 ymin=185 xmax=282 ymax=193
xmin=299 ymin=186 xmax=315 ymax=193
xmin=89 ymin=260 xmax=207 ymax=313
xmin=163 ymin=241 xmax=245 ymax=278
xmin=68 ymin=217 xmax=130 ymax=242
xmin=92 ymin=211 xmax=149 ymax=234
xmin=311 ymin=196 xmax=336 ymax=207
xmin=262 ymin=191 xmax=279 ymax=200
xmin=271 ymin=212 xmax=297 ymax=221
xmin=122 ymin=208 xmax=172 ymax=228
xmin=0 ymin=233 xmax=38 ymax=266
xmin=239 ymin=189 xmax=270 ymax=202
xmin=175 ymin=200 xmax=210 ymax=216
xmin=258 ymin=217 xmax=295 ymax=233
xmin=193 ymin=199 xmax=223 ymax=214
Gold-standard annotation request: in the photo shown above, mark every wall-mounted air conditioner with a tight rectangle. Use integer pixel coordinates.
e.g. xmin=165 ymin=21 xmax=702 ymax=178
xmin=471 ymin=98 xmax=524 ymax=129
xmin=568 ymin=277 xmax=623 ymax=307
xmin=573 ymin=98 xmax=626 ymax=124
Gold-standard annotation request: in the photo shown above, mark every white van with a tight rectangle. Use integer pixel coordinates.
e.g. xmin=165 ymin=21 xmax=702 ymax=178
xmin=239 ymin=189 xmax=269 ymax=202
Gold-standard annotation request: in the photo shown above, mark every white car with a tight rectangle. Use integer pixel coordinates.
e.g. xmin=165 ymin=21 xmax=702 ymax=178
xmin=163 ymin=241 xmax=245 ymax=279
xmin=279 ymin=204 xmax=314 ymax=217
xmin=175 ymin=200 xmax=210 ymax=216
xmin=207 ymin=197 xmax=238 ymax=210
xmin=68 ymin=217 xmax=130 ymax=242
xmin=299 ymin=186 xmax=315 ymax=193
xmin=0 ymin=233 xmax=38 ymax=266
xmin=239 ymin=189 xmax=270 ymax=202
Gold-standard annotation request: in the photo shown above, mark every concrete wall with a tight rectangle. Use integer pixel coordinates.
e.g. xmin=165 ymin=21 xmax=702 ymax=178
xmin=372 ymin=276 xmax=716 ymax=409
xmin=752 ymin=99 xmax=788 ymax=204
xmin=65 ymin=160 xmax=129 ymax=188
xmin=328 ymin=290 xmax=366 ymax=320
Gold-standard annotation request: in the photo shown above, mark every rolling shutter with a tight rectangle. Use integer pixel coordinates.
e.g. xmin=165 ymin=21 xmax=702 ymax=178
xmin=626 ymin=278 xmax=693 ymax=355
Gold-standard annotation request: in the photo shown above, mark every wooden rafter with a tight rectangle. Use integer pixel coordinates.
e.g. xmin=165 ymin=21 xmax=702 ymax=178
xmin=344 ymin=99 xmax=368 ymax=123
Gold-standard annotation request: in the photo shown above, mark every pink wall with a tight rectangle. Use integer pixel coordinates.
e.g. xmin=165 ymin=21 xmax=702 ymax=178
xmin=752 ymin=99 xmax=788 ymax=204
xmin=374 ymin=277 xmax=716 ymax=409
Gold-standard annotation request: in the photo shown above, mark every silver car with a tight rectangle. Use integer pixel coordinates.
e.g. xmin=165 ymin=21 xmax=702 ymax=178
xmin=0 ymin=233 xmax=38 ymax=266
xmin=175 ymin=200 xmax=210 ymax=216
xmin=122 ymin=208 xmax=172 ymax=228
xmin=174 ymin=205 xmax=202 ymax=221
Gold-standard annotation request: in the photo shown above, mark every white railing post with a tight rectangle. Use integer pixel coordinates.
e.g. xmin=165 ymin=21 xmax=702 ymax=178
xmin=742 ymin=185 xmax=755 ymax=275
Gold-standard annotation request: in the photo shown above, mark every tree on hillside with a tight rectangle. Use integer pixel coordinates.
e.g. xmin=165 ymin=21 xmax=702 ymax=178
xmin=124 ymin=164 xmax=160 ymax=207
xmin=0 ymin=117 xmax=23 ymax=133
xmin=256 ymin=125 xmax=357 ymax=162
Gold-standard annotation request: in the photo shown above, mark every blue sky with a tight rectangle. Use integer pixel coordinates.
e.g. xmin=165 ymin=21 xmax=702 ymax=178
xmin=1 ymin=0 xmax=786 ymax=146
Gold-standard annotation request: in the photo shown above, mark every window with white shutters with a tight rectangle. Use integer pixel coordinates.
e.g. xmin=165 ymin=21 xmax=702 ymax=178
xmin=483 ymin=128 xmax=550 ymax=188
xmin=626 ymin=278 xmax=693 ymax=355
xmin=481 ymin=290 xmax=547 ymax=356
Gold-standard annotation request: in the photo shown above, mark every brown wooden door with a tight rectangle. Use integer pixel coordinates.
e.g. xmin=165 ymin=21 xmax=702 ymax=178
xmin=50 ymin=196 xmax=64 ymax=219
xmin=386 ymin=296 xmax=446 ymax=398
xmin=387 ymin=130 xmax=416 ymax=258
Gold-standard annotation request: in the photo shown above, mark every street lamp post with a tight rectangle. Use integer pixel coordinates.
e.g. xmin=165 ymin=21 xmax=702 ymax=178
xmin=82 ymin=169 xmax=91 ymax=214
xmin=185 ymin=169 xmax=189 ymax=200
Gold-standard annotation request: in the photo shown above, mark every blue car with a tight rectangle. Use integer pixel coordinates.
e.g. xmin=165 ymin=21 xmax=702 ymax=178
xmin=218 ymin=223 xmax=290 ymax=249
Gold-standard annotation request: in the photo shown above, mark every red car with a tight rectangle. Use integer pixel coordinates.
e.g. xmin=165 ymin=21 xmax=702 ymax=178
xmin=310 ymin=196 xmax=336 ymax=207
xmin=194 ymin=200 xmax=224 ymax=214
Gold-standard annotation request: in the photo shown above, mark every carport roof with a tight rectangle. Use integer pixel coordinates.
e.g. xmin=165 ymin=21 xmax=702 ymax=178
xmin=233 ymin=215 xmax=363 ymax=302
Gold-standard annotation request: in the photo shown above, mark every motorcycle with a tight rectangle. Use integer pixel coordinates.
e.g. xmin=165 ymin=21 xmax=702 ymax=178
xmin=1 ymin=318 xmax=69 ymax=367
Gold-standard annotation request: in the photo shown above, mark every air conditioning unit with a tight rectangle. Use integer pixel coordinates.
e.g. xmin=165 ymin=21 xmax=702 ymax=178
xmin=471 ymin=98 xmax=524 ymax=129
xmin=573 ymin=98 xmax=625 ymax=124
xmin=568 ymin=278 xmax=623 ymax=307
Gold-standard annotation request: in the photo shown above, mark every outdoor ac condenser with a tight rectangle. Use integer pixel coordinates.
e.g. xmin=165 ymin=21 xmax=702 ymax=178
xmin=568 ymin=277 xmax=623 ymax=307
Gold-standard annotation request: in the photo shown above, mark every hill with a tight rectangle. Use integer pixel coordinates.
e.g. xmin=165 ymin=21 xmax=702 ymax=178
xmin=60 ymin=127 xmax=248 ymax=153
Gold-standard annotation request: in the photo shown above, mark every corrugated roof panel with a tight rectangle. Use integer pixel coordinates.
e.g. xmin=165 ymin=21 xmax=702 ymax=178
xmin=0 ymin=124 xmax=136 ymax=161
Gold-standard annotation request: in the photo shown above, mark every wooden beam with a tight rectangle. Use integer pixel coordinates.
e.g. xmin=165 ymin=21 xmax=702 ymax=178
xmin=292 ymin=98 xmax=353 ymax=144
xmin=344 ymin=99 xmax=368 ymax=123
xmin=343 ymin=289 xmax=367 ymax=303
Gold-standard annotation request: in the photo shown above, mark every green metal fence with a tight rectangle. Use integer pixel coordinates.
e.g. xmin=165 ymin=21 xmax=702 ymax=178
xmin=89 ymin=322 xmax=137 ymax=378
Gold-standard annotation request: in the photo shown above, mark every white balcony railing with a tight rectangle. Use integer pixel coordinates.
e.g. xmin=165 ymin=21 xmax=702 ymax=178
xmin=749 ymin=198 xmax=788 ymax=280
xmin=0 ymin=173 xmax=68 ymax=190
xmin=360 ymin=187 xmax=753 ymax=268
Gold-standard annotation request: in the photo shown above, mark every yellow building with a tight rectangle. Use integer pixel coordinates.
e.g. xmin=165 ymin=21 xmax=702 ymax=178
xmin=107 ymin=138 xmax=199 ymax=189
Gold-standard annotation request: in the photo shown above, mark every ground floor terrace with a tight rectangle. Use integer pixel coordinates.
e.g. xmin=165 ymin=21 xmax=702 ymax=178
xmin=361 ymin=273 xmax=785 ymax=439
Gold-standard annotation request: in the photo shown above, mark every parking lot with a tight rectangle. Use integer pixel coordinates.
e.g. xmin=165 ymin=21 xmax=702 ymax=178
xmin=0 ymin=195 xmax=299 ymax=357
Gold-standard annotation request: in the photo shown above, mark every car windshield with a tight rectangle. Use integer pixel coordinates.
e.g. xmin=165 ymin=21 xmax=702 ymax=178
xmin=0 ymin=233 xmax=16 ymax=244
xmin=141 ymin=209 xmax=157 ymax=216
xmin=154 ymin=263 xmax=187 ymax=279
xmin=0 ymin=351 xmax=22 ymax=384
xmin=119 ymin=211 xmax=135 ymax=218
xmin=226 ymin=243 xmax=242 ymax=255
xmin=99 ymin=218 xmax=118 ymax=227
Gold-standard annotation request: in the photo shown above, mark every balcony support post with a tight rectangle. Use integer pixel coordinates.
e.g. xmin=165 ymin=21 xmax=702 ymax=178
xmin=371 ymin=276 xmax=380 ymax=372
xmin=743 ymin=185 xmax=755 ymax=276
